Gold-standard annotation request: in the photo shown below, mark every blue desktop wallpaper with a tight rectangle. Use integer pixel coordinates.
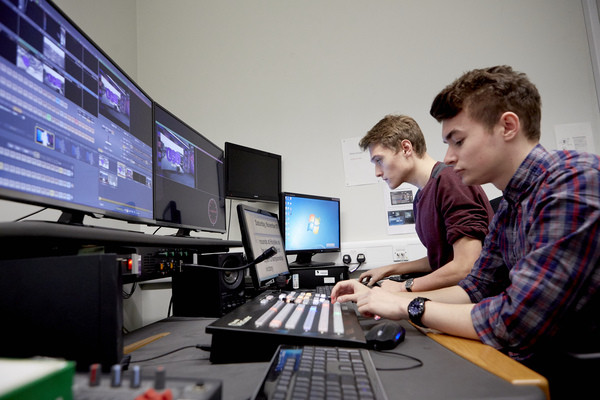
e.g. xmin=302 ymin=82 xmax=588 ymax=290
xmin=284 ymin=196 xmax=340 ymax=251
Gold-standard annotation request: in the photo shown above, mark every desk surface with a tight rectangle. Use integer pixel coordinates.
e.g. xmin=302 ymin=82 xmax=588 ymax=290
xmin=124 ymin=316 xmax=546 ymax=400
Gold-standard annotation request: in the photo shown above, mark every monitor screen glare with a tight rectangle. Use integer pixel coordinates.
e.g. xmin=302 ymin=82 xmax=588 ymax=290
xmin=0 ymin=0 xmax=154 ymax=223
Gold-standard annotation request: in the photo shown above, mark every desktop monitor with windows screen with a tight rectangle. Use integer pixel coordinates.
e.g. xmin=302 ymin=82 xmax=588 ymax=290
xmin=225 ymin=142 xmax=281 ymax=203
xmin=153 ymin=103 xmax=226 ymax=235
xmin=0 ymin=0 xmax=154 ymax=224
xmin=280 ymin=192 xmax=341 ymax=267
xmin=237 ymin=203 xmax=290 ymax=290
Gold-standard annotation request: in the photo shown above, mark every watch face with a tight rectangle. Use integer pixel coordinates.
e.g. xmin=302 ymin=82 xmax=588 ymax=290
xmin=408 ymin=301 xmax=422 ymax=317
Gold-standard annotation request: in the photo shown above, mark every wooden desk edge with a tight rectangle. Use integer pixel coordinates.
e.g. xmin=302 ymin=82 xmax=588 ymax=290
xmin=423 ymin=330 xmax=550 ymax=400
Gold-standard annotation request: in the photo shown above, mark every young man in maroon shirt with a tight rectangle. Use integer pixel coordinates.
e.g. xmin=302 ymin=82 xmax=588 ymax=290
xmin=358 ymin=114 xmax=493 ymax=292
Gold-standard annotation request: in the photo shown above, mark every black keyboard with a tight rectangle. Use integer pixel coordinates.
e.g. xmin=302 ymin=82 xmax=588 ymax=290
xmin=251 ymin=345 xmax=388 ymax=400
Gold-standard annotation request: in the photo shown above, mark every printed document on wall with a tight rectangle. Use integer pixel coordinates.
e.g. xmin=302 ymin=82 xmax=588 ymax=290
xmin=555 ymin=122 xmax=596 ymax=154
xmin=383 ymin=183 xmax=417 ymax=235
xmin=341 ymin=138 xmax=379 ymax=186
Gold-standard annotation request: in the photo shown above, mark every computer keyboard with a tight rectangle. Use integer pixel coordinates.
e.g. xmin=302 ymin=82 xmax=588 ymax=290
xmin=251 ymin=345 xmax=388 ymax=400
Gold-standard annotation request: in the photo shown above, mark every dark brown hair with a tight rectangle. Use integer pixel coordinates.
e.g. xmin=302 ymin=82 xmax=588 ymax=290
xmin=430 ymin=65 xmax=541 ymax=141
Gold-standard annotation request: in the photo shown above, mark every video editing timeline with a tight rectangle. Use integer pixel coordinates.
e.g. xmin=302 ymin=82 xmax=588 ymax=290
xmin=206 ymin=290 xmax=367 ymax=364
xmin=0 ymin=0 xmax=153 ymax=221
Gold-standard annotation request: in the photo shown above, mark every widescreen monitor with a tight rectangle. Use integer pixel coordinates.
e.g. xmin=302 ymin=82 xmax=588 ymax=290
xmin=280 ymin=192 xmax=341 ymax=267
xmin=153 ymin=103 xmax=226 ymax=234
xmin=225 ymin=142 xmax=281 ymax=203
xmin=237 ymin=203 xmax=290 ymax=290
xmin=0 ymin=0 xmax=154 ymax=224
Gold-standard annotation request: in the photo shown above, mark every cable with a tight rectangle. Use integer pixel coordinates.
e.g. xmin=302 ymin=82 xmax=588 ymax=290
xmin=226 ymin=198 xmax=233 ymax=240
xmin=122 ymin=282 xmax=137 ymax=299
xmin=130 ymin=344 xmax=209 ymax=363
xmin=14 ymin=207 xmax=48 ymax=221
xmin=181 ymin=263 xmax=249 ymax=271
xmin=373 ymin=350 xmax=424 ymax=371
xmin=348 ymin=262 xmax=362 ymax=274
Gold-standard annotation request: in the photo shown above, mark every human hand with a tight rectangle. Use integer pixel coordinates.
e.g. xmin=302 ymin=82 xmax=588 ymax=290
xmin=330 ymin=279 xmax=371 ymax=304
xmin=355 ymin=287 xmax=409 ymax=320
xmin=358 ymin=265 xmax=392 ymax=287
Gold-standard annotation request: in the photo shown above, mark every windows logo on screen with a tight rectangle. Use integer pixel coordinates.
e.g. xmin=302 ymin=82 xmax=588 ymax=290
xmin=307 ymin=214 xmax=320 ymax=234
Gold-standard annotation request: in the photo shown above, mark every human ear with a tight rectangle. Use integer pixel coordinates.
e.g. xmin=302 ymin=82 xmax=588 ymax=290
xmin=400 ymin=139 xmax=412 ymax=156
xmin=500 ymin=112 xmax=520 ymax=141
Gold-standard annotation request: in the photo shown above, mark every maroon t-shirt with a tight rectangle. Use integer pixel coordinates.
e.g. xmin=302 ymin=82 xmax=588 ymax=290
xmin=413 ymin=163 xmax=493 ymax=271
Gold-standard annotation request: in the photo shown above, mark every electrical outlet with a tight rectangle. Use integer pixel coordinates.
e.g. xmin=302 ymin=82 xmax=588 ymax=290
xmin=392 ymin=245 xmax=408 ymax=262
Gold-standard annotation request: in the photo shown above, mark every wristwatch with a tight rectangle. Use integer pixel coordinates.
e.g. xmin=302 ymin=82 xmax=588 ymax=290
xmin=404 ymin=278 xmax=414 ymax=292
xmin=407 ymin=297 xmax=430 ymax=328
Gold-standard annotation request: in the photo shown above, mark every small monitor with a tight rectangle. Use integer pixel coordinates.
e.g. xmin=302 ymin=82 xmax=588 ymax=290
xmin=153 ymin=103 xmax=226 ymax=234
xmin=0 ymin=0 xmax=154 ymax=224
xmin=237 ymin=203 xmax=290 ymax=290
xmin=225 ymin=142 xmax=281 ymax=203
xmin=280 ymin=192 xmax=341 ymax=267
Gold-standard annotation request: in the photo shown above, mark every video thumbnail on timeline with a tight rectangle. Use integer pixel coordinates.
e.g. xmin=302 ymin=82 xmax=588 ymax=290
xmin=155 ymin=125 xmax=195 ymax=189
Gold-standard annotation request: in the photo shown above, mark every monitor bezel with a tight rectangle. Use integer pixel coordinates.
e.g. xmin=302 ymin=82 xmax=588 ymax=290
xmin=237 ymin=203 xmax=290 ymax=290
xmin=152 ymin=102 xmax=227 ymax=234
xmin=224 ymin=142 xmax=282 ymax=203
xmin=0 ymin=0 xmax=155 ymax=225
xmin=279 ymin=191 xmax=342 ymax=261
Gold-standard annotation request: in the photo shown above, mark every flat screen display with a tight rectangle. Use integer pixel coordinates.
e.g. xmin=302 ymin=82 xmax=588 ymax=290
xmin=280 ymin=192 xmax=341 ymax=266
xmin=225 ymin=142 xmax=281 ymax=203
xmin=0 ymin=0 xmax=154 ymax=224
xmin=153 ymin=103 xmax=226 ymax=234
xmin=237 ymin=203 xmax=289 ymax=290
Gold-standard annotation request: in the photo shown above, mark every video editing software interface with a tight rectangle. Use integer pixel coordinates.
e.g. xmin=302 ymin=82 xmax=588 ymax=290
xmin=154 ymin=103 xmax=226 ymax=233
xmin=0 ymin=0 xmax=154 ymax=222
xmin=282 ymin=192 xmax=341 ymax=264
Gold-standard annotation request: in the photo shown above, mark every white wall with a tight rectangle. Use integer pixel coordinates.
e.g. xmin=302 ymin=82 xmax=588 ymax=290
xmin=3 ymin=0 xmax=600 ymax=246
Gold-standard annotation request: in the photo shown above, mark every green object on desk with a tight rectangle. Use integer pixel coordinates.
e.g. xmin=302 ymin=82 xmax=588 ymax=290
xmin=0 ymin=358 xmax=75 ymax=400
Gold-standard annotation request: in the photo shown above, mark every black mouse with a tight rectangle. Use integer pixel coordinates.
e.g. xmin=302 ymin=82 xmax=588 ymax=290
xmin=365 ymin=321 xmax=406 ymax=350
xmin=360 ymin=278 xmax=380 ymax=287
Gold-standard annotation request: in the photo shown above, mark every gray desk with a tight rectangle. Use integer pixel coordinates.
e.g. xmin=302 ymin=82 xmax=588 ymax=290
xmin=124 ymin=316 xmax=546 ymax=400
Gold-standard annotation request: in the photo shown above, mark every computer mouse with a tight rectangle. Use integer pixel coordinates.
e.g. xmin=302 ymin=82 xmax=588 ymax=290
xmin=360 ymin=278 xmax=380 ymax=287
xmin=365 ymin=321 xmax=406 ymax=350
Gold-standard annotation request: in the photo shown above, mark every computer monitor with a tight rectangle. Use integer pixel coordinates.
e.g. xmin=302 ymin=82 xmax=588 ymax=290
xmin=0 ymin=0 xmax=154 ymax=225
xmin=153 ymin=103 xmax=226 ymax=235
xmin=280 ymin=192 xmax=341 ymax=267
xmin=225 ymin=142 xmax=281 ymax=203
xmin=237 ymin=203 xmax=290 ymax=290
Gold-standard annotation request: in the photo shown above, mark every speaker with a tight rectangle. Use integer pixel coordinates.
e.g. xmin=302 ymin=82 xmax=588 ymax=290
xmin=172 ymin=252 xmax=245 ymax=317
xmin=0 ymin=254 xmax=123 ymax=372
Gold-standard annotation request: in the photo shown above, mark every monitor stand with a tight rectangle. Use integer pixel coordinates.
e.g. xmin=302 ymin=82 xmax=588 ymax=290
xmin=289 ymin=251 xmax=334 ymax=268
xmin=56 ymin=210 xmax=95 ymax=226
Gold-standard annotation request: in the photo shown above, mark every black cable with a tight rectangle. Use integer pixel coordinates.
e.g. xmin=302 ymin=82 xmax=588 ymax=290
xmin=373 ymin=350 xmax=424 ymax=371
xmin=226 ymin=198 xmax=233 ymax=240
xmin=14 ymin=207 xmax=48 ymax=221
xmin=181 ymin=262 xmax=249 ymax=271
xmin=167 ymin=295 xmax=173 ymax=318
xmin=131 ymin=344 xmax=209 ymax=363
xmin=122 ymin=282 xmax=137 ymax=299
